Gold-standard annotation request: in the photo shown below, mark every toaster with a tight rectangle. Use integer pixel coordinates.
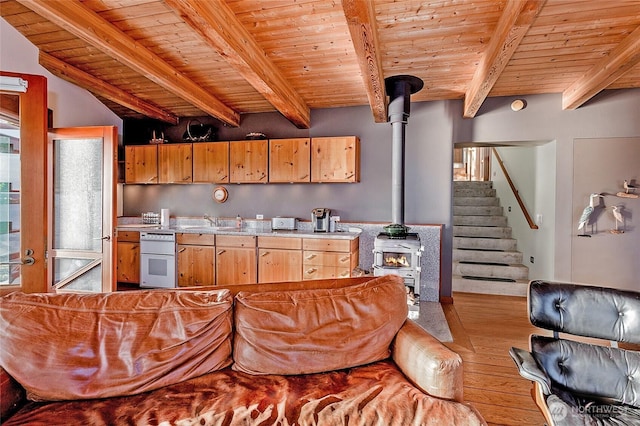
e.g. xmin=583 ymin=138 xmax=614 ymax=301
xmin=271 ymin=217 xmax=297 ymax=231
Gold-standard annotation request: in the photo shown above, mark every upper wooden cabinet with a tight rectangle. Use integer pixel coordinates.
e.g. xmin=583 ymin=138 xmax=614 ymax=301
xmin=230 ymin=140 xmax=268 ymax=183
xmin=125 ymin=145 xmax=158 ymax=184
xmin=158 ymin=143 xmax=192 ymax=184
xmin=311 ymin=136 xmax=360 ymax=183
xmin=192 ymin=141 xmax=229 ymax=183
xmin=269 ymin=138 xmax=310 ymax=183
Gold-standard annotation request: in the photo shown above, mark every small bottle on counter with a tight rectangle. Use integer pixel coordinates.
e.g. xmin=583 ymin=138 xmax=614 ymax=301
xmin=236 ymin=215 xmax=242 ymax=230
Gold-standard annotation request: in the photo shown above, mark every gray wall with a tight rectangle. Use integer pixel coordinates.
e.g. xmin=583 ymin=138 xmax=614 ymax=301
xmin=124 ymin=88 xmax=640 ymax=296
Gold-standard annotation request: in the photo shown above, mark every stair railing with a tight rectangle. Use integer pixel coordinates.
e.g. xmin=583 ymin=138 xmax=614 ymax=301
xmin=491 ymin=147 xmax=539 ymax=230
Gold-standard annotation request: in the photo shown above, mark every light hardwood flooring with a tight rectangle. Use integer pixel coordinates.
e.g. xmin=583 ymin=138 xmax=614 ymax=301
xmin=443 ymin=292 xmax=546 ymax=426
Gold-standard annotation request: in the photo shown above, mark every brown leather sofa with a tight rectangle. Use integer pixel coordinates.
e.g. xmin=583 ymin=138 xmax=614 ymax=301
xmin=1 ymin=275 xmax=485 ymax=425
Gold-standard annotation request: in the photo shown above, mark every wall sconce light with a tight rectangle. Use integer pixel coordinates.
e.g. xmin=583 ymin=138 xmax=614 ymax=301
xmin=0 ymin=76 xmax=28 ymax=93
xmin=510 ymin=99 xmax=526 ymax=111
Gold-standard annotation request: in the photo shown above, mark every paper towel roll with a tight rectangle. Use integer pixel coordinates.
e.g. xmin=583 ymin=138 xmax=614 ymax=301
xmin=161 ymin=209 xmax=170 ymax=227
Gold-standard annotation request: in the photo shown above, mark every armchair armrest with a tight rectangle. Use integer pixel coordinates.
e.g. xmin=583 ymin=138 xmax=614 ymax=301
xmin=508 ymin=347 xmax=551 ymax=395
xmin=391 ymin=319 xmax=464 ymax=402
xmin=1 ymin=367 xmax=26 ymax=421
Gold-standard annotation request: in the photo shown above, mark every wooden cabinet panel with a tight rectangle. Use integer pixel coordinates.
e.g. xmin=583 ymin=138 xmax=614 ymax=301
xmin=177 ymin=244 xmax=215 ymax=287
xmin=258 ymin=236 xmax=302 ymax=250
xmin=125 ymin=145 xmax=157 ymax=184
xmin=258 ymin=248 xmax=302 ymax=283
xmin=158 ymin=143 xmax=192 ymax=183
xmin=216 ymin=234 xmax=255 ymax=247
xmin=117 ymin=241 xmax=140 ymax=283
xmin=230 ymin=140 xmax=268 ymax=183
xmin=216 ymin=247 xmax=257 ymax=285
xmin=269 ymin=138 xmax=310 ymax=182
xmin=311 ymin=136 xmax=360 ymax=183
xmin=192 ymin=141 xmax=229 ymax=183
xmin=302 ymin=238 xmax=355 ymax=252
xmin=303 ymin=265 xmax=351 ymax=280
xmin=303 ymin=250 xmax=352 ymax=268
xmin=176 ymin=233 xmax=215 ymax=246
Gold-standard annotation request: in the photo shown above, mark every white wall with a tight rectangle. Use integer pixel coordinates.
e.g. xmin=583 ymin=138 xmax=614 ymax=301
xmin=1 ymin=18 xmax=122 ymax=130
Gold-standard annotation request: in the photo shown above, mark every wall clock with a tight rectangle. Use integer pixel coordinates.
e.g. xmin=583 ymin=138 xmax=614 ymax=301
xmin=213 ymin=186 xmax=228 ymax=203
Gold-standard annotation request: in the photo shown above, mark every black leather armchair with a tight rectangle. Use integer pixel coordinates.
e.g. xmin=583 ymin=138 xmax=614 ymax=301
xmin=509 ymin=280 xmax=640 ymax=425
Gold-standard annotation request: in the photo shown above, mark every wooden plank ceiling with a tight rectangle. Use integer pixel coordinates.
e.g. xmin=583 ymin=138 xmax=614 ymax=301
xmin=2 ymin=0 xmax=639 ymax=128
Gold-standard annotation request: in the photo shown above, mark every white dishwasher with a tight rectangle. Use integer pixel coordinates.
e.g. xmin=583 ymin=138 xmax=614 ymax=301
xmin=140 ymin=231 xmax=176 ymax=288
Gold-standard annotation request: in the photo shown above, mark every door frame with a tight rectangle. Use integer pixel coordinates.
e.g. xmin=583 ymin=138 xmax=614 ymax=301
xmin=0 ymin=72 xmax=48 ymax=295
xmin=47 ymin=126 xmax=118 ymax=293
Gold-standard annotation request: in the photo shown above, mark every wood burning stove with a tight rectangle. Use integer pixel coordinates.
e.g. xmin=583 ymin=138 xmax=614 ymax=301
xmin=373 ymin=233 xmax=424 ymax=290
xmin=373 ymin=74 xmax=425 ymax=294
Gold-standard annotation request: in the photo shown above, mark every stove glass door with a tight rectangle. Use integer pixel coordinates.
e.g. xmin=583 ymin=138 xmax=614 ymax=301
xmin=382 ymin=251 xmax=412 ymax=268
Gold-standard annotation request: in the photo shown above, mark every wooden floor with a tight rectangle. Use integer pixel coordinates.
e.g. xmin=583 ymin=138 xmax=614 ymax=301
xmin=443 ymin=292 xmax=546 ymax=426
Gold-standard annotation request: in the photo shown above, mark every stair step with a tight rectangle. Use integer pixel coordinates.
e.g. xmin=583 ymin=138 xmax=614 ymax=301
xmin=453 ymin=196 xmax=500 ymax=206
xmin=453 ymin=225 xmax=512 ymax=238
xmin=453 ymin=205 xmax=503 ymax=216
xmin=454 ymin=237 xmax=518 ymax=251
xmin=452 ymin=275 xmax=528 ymax=297
xmin=453 ymin=181 xmax=493 ymax=189
xmin=452 ymin=262 xmax=529 ymax=280
xmin=453 ymin=248 xmax=523 ymax=264
xmin=453 ymin=188 xmax=496 ymax=197
xmin=454 ymin=215 xmax=508 ymax=226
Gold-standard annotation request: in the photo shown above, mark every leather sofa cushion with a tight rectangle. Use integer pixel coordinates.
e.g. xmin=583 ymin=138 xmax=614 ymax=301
xmin=233 ymin=275 xmax=408 ymax=375
xmin=0 ymin=289 xmax=233 ymax=401
xmin=4 ymin=361 xmax=486 ymax=426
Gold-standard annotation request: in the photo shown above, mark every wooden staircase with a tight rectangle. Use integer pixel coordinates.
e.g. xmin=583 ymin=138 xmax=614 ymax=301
xmin=452 ymin=181 xmax=528 ymax=296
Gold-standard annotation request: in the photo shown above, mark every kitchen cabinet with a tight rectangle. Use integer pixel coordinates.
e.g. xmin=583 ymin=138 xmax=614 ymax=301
xmin=177 ymin=233 xmax=216 ymax=287
xmin=269 ymin=138 xmax=310 ymax=183
xmin=125 ymin=145 xmax=158 ymax=184
xmin=116 ymin=230 xmax=140 ymax=283
xmin=258 ymin=236 xmax=302 ymax=283
xmin=311 ymin=136 xmax=360 ymax=183
xmin=158 ymin=143 xmax=192 ymax=183
xmin=230 ymin=140 xmax=268 ymax=183
xmin=216 ymin=235 xmax=257 ymax=285
xmin=192 ymin=141 xmax=229 ymax=183
xmin=303 ymin=237 xmax=359 ymax=280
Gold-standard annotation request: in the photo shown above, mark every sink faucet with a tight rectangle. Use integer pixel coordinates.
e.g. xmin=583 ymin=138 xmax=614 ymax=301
xmin=204 ymin=214 xmax=218 ymax=227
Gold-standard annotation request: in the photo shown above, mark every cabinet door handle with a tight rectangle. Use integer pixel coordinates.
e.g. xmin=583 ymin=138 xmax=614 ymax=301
xmin=339 ymin=256 xmax=350 ymax=262
xmin=305 ymin=268 xmax=317 ymax=274
xmin=261 ymin=251 xmax=269 ymax=257
xmin=339 ymin=271 xmax=350 ymax=277
xmin=305 ymin=254 xmax=316 ymax=260
xmin=178 ymin=248 xmax=186 ymax=253
xmin=217 ymin=250 xmax=226 ymax=255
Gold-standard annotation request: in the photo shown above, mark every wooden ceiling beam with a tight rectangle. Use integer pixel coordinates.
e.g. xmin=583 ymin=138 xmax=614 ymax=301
xmin=39 ymin=52 xmax=179 ymax=125
xmin=17 ymin=0 xmax=240 ymax=126
xmin=341 ymin=0 xmax=387 ymax=123
xmin=463 ymin=0 xmax=546 ymax=118
xmin=562 ymin=25 xmax=640 ymax=110
xmin=164 ymin=0 xmax=310 ymax=129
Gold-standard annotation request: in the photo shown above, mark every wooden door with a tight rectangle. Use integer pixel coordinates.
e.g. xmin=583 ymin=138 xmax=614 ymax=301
xmin=0 ymin=73 xmax=48 ymax=295
xmin=269 ymin=138 xmax=310 ymax=182
xmin=158 ymin=143 xmax=192 ymax=183
xmin=229 ymin=140 xmax=268 ymax=183
xmin=311 ymin=136 xmax=360 ymax=182
xmin=258 ymin=248 xmax=302 ymax=283
xmin=192 ymin=141 xmax=229 ymax=183
xmin=116 ymin=241 xmax=140 ymax=283
xmin=216 ymin=245 xmax=256 ymax=285
xmin=125 ymin=145 xmax=157 ymax=183
xmin=177 ymin=245 xmax=215 ymax=287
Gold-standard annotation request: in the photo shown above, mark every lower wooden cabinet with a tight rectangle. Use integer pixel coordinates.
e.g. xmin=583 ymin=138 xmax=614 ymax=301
xmin=258 ymin=236 xmax=302 ymax=283
xmin=303 ymin=237 xmax=359 ymax=280
xmin=216 ymin=235 xmax=257 ymax=285
xmin=116 ymin=231 xmax=140 ymax=284
xmin=177 ymin=233 xmax=216 ymax=287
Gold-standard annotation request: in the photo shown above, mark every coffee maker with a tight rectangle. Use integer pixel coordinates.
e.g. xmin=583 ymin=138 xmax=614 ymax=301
xmin=311 ymin=208 xmax=331 ymax=232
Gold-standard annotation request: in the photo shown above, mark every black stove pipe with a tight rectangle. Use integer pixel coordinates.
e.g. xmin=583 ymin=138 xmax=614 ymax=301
xmin=385 ymin=75 xmax=424 ymax=228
